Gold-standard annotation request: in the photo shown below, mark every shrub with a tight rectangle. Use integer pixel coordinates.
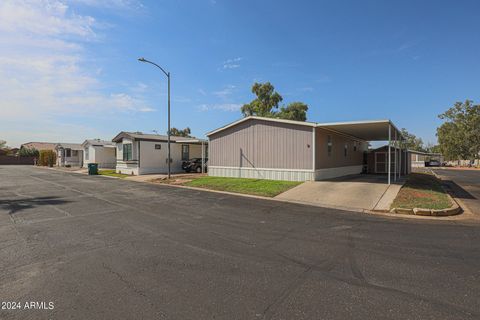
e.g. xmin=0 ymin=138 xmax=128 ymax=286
xmin=38 ymin=150 xmax=56 ymax=167
xmin=18 ymin=147 xmax=39 ymax=157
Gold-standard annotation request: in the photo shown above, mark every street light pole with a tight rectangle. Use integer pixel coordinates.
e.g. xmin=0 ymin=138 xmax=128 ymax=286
xmin=138 ymin=57 xmax=172 ymax=179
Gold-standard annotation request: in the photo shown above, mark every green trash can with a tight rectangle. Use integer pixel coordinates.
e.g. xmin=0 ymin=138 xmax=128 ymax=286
xmin=88 ymin=163 xmax=98 ymax=175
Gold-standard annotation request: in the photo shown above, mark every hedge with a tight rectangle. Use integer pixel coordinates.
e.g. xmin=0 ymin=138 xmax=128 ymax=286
xmin=38 ymin=150 xmax=56 ymax=167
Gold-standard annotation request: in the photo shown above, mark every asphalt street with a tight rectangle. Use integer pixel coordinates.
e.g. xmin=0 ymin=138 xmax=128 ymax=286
xmin=433 ymin=168 xmax=480 ymax=215
xmin=1 ymin=166 xmax=479 ymax=320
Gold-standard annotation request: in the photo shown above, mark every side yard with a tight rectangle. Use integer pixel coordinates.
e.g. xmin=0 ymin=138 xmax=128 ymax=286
xmin=98 ymin=169 xmax=129 ymax=179
xmin=391 ymin=173 xmax=451 ymax=210
xmin=155 ymin=175 xmax=302 ymax=197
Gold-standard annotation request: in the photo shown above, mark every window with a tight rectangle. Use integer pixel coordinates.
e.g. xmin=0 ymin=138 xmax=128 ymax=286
xmin=344 ymin=144 xmax=348 ymax=157
xmin=123 ymin=143 xmax=132 ymax=161
xmin=327 ymin=135 xmax=332 ymax=156
xmin=155 ymin=144 xmax=161 ymax=150
xmin=353 ymin=141 xmax=357 ymax=152
xmin=65 ymin=148 xmax=71 ymax=157
xmin=85 ymin=148 xmax=89 ymax=160
xmin=72 ymin=150 xmax=78 ymax=157
xmin=182 ymin=145 xmax=190 ymax=161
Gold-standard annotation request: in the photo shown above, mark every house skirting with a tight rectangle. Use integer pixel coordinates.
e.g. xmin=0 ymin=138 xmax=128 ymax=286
xmin=208 ymin=166 xmax=315 ymax=182
xmin=314 ymin=165 xmax=363 ymax=180
xmin=116 ymin=163 xmax=139 ymax=175
xmin=116 ymin=165 xmax=185 ymax=176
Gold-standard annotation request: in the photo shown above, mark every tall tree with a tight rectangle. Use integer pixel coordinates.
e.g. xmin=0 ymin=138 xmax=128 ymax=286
xmin=425 ymin=143 xmax=441 ymax=154
xmin=437 ymin=100 xmax=480 ymax=160
xmin=277 ymin=102 xmax=309 ymax=121
xmin=241 ymin=82 xmax=308 ymax=121
xmin=400 ymin=128 xmax=424 ymax=151
xmin=169 ymin=127 xmax=192 ymax=137
xmin=0 ymin=140 xmax=6 ymax=149
xmin=241 ymin=82 xmax=283 ymax=117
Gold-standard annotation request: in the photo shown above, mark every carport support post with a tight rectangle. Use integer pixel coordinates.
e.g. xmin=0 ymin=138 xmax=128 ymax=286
xmin=201 ymin=140 xmax=205 ymax=174
xmin=394 ymin=130 xmax=397 ymax=182
xmin=388 ymin=124 xmax=391 ymax=185
xmin=399 ymin=141 xmax=402 ymax=178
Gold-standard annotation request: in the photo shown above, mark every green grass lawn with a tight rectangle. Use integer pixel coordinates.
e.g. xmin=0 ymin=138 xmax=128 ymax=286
xmin=391 ymin=173 xmax=451 ymax=210
xmin=184 ymin=176 xmax=302 ymax=197
xmin=98 ymin=169 xmax=129 ymax=179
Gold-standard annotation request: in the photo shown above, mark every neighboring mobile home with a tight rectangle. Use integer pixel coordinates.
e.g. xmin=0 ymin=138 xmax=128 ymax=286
xmin=112 ymin=132 xmax=206 ymax=175
xmin=408 ymin=150 xmax=443 ymax=168
xmin=82 ymin=139 xmax=116 ymax=169
xmin=56 ymin=143 xmax=83 ymax=167
xmin=20 ymin=142 xmax=57 ymax=152
xmin=207 ymin=116 xmax=406 ymax=182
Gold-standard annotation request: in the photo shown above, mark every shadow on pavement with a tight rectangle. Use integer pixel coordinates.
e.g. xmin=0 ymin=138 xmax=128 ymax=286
xmin=0 ymin=196 xmax=71 ymax=215
xmin=442 ymin=180 xmax=477 ymax=200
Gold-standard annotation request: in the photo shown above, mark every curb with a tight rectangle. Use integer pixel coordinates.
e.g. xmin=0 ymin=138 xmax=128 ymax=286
xmin=389 ymin=179 xmax=462 ymax=217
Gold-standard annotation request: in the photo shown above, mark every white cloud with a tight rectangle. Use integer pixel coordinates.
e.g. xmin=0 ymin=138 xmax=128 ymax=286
xmin=0 ymin=0 xmax=152 ymax=145
xmin=72 ymin=0 xmax=144 ymax=10
xmin=222 ymin=57 xmax=242 ymax=69
xmin=212 ymin=85 xmax=236 ymax=98
xmin=197 ymin=103 xmax=241 ymax=112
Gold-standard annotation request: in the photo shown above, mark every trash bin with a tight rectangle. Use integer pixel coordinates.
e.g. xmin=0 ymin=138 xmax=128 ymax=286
xmin=88 ymin=163 xmax=98 ymax=175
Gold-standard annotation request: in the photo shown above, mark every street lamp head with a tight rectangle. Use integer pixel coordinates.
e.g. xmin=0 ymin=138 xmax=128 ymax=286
xmin=138 ymin=57 xmax=146 ymax=62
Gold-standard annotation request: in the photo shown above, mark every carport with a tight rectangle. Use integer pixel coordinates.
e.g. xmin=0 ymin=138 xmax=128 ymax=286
xmin=176 ymin=138 xmax=208 ymax=173
xmin=317 ymin=119 xmax=405 ymax=185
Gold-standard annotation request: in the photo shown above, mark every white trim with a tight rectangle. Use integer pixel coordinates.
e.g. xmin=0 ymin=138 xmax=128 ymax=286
xmin=314 ymin=165 xmax=363 ymax=180
xmin=209 ymin=166 xmax=314 ymax=181
xmin=208 ymin=165 xmax=314 ymax=173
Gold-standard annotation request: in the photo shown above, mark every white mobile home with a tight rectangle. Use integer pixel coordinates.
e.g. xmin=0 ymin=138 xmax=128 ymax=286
xmin=56 ymin=143 xmax=83 ymax=167
xmin=82 ymin=139 xmax=116 ymax=169
xmin=112 ymin=132 xmax=206 ymax=175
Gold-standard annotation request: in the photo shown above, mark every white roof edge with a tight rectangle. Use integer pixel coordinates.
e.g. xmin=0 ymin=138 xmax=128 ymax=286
xmin=407 ymin=149 xmax=442 ymax=156
xmin=206 ymin=116 xmax=317 ymax=136
xmin=317 ymin=119 xmax=404 ymax=140
xmin=176 ymin=139 xmax=207 ymax=143
xmin=316 ymin=119 xmax=390 ymax=126
xmin=207 ymin=116 xmax=405 ymax=140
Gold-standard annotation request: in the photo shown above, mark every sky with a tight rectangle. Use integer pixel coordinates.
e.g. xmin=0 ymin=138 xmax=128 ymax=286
xmin=1 ymin=0 xmax=479 ymax=147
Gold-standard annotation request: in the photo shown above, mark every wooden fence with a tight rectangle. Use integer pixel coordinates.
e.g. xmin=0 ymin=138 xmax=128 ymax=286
xmin=0 ymin=156 xmax=36 ymax=165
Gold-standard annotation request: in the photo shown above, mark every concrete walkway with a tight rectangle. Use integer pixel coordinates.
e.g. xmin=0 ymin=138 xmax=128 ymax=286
xmin=276 ymin=174 xmax=404 ymax=211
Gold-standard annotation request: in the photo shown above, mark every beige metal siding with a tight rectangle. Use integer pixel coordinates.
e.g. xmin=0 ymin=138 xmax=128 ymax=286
xmin=209 ymin=119 xmax=313 ymax=170
xmin=315 ymin=128 xmax=365 ymax=169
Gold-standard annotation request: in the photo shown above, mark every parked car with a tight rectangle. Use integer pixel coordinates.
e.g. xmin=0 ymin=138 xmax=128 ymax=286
xmin=427 ymin=160 xmax=441 ymax=167
xmin=182 ymin=158 xmax=208 ymax=173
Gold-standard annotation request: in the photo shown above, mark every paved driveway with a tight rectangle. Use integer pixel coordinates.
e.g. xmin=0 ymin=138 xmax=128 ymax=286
xmin=1 ymin=166 xmax=480 ymax=320
xmin=433 ymin=168 xmax=480 ymax=215
xmin=276 ymin=174 xmax=399 ymax=211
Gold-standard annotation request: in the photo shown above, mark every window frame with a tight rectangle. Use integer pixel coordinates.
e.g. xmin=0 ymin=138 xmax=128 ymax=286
xmin=181 ymin=145 xmax=190 ymax=161
xmin=123 ymin=143 xmax=132 ymax=161
xmin=65 ymin=148 xmax=71 ymax=157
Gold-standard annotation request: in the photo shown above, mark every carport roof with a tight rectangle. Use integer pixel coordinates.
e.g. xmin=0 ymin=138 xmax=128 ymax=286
xmin=317 ymin=120 xmax=403 ymax=141
xmin=207 ymin=116 xmax=403 ymax=141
